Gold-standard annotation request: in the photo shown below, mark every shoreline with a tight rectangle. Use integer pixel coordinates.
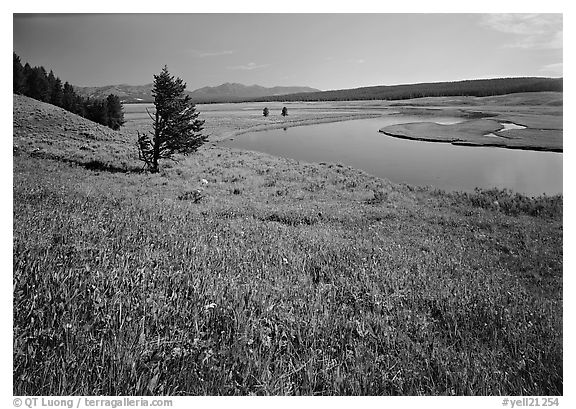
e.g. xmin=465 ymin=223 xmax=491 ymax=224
xmin=210 ymin=112 xmax=392 ymax=143
xmin=379 ymin=130 xmax=563 ymax=153
xmin=206 ymin=104 xmax=562 ymax=154
xmin=378 ymin=117 xmax=562 ymax=153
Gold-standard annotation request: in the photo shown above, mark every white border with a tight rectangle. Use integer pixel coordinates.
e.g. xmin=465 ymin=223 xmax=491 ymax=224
xmin=4 ymin=3 xmax=571 ymax=407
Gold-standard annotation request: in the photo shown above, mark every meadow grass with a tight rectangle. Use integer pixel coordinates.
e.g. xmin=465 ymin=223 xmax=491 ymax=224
xmin=380 ymin=119 xmax=562 ymax=152
xmin=13 ymin=95 xmax=562 ymax=395
xmin=13 ymin=152 xmax=562 ymax=395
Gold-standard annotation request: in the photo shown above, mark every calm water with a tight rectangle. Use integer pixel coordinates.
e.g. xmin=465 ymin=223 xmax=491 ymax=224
xmin=221 ymin=116 xmax=563 ymax=196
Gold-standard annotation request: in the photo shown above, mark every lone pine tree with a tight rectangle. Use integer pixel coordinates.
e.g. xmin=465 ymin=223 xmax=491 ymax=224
xmin=138 ymin=66 xmax=206 ymax=172
xmin=106 ymin=94 xmax=125 ymax=130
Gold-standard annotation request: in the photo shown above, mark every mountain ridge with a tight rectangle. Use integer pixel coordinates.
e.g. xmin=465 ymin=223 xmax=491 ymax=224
xmin=74 ymin=82 xmax=321 ymax=103
xmin=73 ymin=77 xmax=562 ymax=104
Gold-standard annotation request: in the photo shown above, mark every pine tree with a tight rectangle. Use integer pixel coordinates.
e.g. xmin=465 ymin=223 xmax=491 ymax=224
xmin=37 ymin=67 xmax=51 ymax=102
xmin=13 ymin=53 xmax=26 ymax=94
xmin=106 ymin=94 xmax=125 ymax=130
xmin=48 ymin=71 xmax=63 ymax=107
xmin=61 ymin=82 xmax=76 ymax=112
xmin=26 ymin=66 xmax=50 ymax=102
xmin=138 ymin=66 xmax=206 ymax=173
xmin=22 ymin=63 xmax=34 ymax=99
xmin=73 ymin=94 xmax=86 ymax=117
xmin=84 ymin=98 xmax=109 ymax=127
xmin=95 ymin=100 xmax=109 ymax=127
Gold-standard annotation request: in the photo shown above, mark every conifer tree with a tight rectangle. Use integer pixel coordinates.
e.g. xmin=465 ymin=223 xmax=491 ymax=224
xmin=61 ymin=82 xmax=77 ymax=112
xmin=13 ymin=53 xmax=26 ymax=94
xmin=48 ymin=71 xmax=63 ymax=107
xmin=106 ymin=94 xmax=125 ymax=130
xmin=32 ymin=67 xmax=51 ymax=102
xmin=138 ymin=66 xmax=206 ymax=173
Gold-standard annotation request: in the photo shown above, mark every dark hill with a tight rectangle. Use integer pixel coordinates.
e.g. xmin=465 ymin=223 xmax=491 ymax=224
xmin=253 ymin=77 xmax=563 ymax=102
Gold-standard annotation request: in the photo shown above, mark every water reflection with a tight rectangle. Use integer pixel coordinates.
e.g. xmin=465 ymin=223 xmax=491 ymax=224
xmin=222 ymin=116 xmax=562 ymax=196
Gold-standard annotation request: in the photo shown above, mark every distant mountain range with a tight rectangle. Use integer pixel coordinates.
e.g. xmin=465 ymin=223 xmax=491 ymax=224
xmin=74 ymin=82 xmax=321 ymax=103
xmin=73 ymin=84 xmax=155 ymax=103
xmin=74 ymin=77 xmax=562 ymax=104
xmin=189 ymin=83 xmax=321 ymax=102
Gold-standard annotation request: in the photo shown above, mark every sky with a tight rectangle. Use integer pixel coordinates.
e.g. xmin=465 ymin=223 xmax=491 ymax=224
xmin=13 ymin=13 xmax=563 ymax=91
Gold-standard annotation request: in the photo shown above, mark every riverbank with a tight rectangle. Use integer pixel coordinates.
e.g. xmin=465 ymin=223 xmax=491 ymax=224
xmin=122 ymin=100 xmax=403 ymax=144
xmin=13 ymin=94 xmax=562 ymax=395
xmin=380 ymin=92 xmax=562 ymax=152
xmin=380 ymin=118 xmax=562 ymax=152
xmin=214 ymin=112 xmax=388 ymax=143
xmin=122 ymin=93 xmax=563 ymax=152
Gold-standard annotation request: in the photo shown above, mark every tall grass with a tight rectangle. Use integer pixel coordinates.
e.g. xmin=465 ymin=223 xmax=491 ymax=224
xmin=13 ymin=155 xmax=562 ymax=395
xmin=437 ymin=188 xmax=563 ymax=219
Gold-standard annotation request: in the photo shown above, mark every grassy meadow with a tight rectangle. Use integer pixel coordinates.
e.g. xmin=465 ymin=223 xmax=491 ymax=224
xmin=380 ymin=92 xmax=563 ymax=152
xmin=380 ymin=118 xmax=562 ymax=152
xmin=13 ymin=95 xmax=562 ymax=395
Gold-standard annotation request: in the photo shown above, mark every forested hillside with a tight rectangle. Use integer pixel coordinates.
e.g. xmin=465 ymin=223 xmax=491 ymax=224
xmin=13 ymin=52 xmax=124 ymax=130
xmin=254 ymin=77 xmax=563 ymax=102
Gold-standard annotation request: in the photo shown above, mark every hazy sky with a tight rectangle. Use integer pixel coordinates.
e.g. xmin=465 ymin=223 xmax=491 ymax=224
xmin=13 ymin=13 xmax=563 ymax=91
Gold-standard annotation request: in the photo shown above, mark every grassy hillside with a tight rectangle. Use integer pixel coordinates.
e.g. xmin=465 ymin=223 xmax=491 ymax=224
xmin=13 ymin=95 xmax=562 ymax=395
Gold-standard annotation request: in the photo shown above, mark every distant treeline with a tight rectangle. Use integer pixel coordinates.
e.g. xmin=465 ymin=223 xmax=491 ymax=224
xmin=250 ymin=77 xmax=563 ymax=102
xmin=13 ymin=53 xmax=125 ymax=130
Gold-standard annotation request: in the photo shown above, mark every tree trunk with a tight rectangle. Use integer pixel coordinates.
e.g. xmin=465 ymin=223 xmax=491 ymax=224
xmin=150 ymin=157 xmax=159 ymax=173
xmin=151 ymin=112 xmax=161 ymax=173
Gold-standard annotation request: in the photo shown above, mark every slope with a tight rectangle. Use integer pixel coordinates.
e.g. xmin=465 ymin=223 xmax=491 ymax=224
xmin=13 ymin=94 xmax=562 ymax=396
